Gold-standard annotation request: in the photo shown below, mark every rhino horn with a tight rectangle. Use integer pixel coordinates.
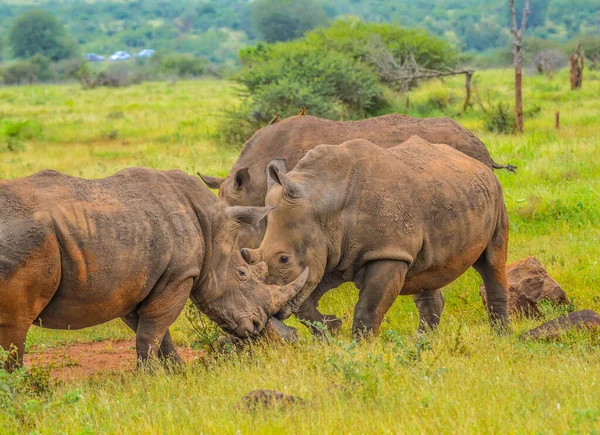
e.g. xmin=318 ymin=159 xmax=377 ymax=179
xmin=198 ymin=173 xmax=225 ymax=189
xmin=263 ymin=267 xmax=309 ymax=315
xmin=225 ymin=206 xmax=273 ymax=225
xmin=266 ymin=161 xmax=305 ymax=199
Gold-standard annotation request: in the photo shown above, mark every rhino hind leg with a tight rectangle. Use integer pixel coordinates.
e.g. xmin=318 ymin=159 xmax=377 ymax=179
xmin=121 ymin=313 xmax=183 ymax=366
xmin=134 ymin=278 xmax=192 ymax=365
xmin=0 ymin=323 xmax=30 ymax=370
xmin=472 ymin=220 xmax=510 ymax=332
xmin=412 ymin=289 xmax=445 ymax=333
xmin=352 ymin=260 xmax=408 ymax=338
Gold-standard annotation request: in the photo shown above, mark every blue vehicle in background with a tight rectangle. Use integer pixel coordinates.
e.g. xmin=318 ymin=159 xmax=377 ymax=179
xmin=84 ymin=53 xmax=105 ymax=62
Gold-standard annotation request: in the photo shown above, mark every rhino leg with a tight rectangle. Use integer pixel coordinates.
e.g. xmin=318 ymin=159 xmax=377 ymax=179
xmin=352 ymin=260 xmax=408 ymax=338
xmin=121 ymin=313 xmax=183 ymax=365
xmin=0 ymin=323 xmax=30 ymax=371
xmin=472 ymin=220 xmax=510 ymax=332
xmin=296 ymin=274 xmax=344 ymax=335
xmin=412 ymin=289 xmax=445 ymax=333
xmin=134 ymin=278 xmax=192 ymax=364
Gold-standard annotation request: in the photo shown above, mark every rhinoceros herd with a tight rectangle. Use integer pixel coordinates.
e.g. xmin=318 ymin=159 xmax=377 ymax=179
xmin=0 ymin=113 xmax=516 ymax=370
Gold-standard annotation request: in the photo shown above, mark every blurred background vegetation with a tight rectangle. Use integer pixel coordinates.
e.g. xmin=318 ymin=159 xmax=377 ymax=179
xmin=0 ymin=0 xmax=599 ymax=141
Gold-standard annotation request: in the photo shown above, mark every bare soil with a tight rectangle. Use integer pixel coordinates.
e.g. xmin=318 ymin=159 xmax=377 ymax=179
xmin=24 ymin=340 xmax=203 ymax=381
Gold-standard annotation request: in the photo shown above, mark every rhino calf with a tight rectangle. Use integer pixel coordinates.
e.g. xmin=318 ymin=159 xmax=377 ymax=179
xmin=243 ymin=137 xmax=510 ymax=336
xmin=0 ymin=168 xmax=307 ymax=370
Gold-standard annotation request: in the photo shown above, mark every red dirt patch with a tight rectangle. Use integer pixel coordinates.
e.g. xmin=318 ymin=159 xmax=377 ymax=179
xmin=23 ymin=340 xmax=203 ymax=381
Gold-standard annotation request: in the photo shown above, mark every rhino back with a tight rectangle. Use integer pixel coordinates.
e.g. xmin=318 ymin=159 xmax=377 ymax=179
xmin=233 ymin=114 xmax=494 ymax=206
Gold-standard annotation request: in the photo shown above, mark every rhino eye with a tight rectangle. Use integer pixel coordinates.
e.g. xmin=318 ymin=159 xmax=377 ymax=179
xmin=238 ymin=269 xmax=246 ymax=278
xmin=279 ymin=256 xmax=289 ymax=264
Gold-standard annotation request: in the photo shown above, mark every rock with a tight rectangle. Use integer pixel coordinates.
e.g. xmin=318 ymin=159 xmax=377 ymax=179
xmin=520 ymin=310 xmax=600 ymax=340
xmin=238 ymin=390 xmax=305 ymax=410
xmin=479 ymin=256 xmax=569 ymax=317
xmin=261 ymin=318 xmax=299 ymax=343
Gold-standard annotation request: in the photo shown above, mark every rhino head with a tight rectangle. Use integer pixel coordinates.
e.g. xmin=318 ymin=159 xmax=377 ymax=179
xmin=240 ymin=160 xmax=330 ymax=320
xmin=198 ymin=168 xmax=269 ymax=250
xmin=193 ymin=204 xmax=309 ymax=338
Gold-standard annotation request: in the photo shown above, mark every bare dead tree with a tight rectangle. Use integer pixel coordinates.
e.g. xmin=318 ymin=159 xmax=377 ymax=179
xmin=366 ymin=39 xmax=475 ymax=111
xmin=510 ymin=0 xmax=530 ymax=134
xmin=570 ymin=43 xmax=584 ymax=90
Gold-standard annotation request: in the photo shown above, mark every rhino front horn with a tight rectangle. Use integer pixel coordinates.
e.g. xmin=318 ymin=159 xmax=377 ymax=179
xmin=265 ymin=267 xmax=309 ymax=315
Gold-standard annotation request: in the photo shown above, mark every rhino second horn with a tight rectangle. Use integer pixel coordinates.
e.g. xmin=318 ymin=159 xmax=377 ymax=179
xmin=266 ymin=267 xmax=309 ymax=314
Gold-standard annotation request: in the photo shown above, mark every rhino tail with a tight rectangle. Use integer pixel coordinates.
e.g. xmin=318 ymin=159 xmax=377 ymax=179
xmin=492 ymin=161 xmax=517 ymax=173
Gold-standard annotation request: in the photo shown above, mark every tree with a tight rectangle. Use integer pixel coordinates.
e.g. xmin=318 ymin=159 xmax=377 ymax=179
xmin=251 ymin=0 xmax=328 ymax=43
xmin=9 ymin=9 xmax=77 ymax=61
xmin=0 ymin=34 xmax=4 ymax=62
xmin=509 ymin=0 xmax=530 ymax=134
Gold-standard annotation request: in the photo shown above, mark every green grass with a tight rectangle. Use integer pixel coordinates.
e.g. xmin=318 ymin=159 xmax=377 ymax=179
xmin=1 ymin=69 xmax=600 ymax=433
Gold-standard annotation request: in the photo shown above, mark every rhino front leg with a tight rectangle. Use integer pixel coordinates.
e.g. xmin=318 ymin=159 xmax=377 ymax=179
xmin=295 ymin=273 xmax=344 ymax=335
xmin=352 ymin=260 xmax=408 ymax=338
xmin=0 ymin=322 xmax=30 ymax=371
xmin=135 ymin=278 xmax=192 ymax=364
xmin=121 ymin=313 xmax=183 ymax=365
xmin=412 ymin=289 xmax=445 ymax=333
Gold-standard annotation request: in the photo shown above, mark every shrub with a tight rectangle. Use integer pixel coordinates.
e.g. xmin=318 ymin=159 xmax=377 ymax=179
xmin=1 ymin=61 xmax=39 ymax=85
xmin=154 ymin=53 xmax=207 ymax=77
xmin=484 ymin=103 xmax=515 ymax=134
xmin=251 ymin=0 xmax=329 ymax=43
xmin=235 ymin=40 xmax=385 ymax=123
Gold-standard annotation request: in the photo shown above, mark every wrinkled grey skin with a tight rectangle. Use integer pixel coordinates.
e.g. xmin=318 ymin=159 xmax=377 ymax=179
xmin=0 ymin=167 xmax=308 ymax=369
xmin=243 ymin=137 xmax=510 ymax=337
xmin=200 ymin=114 xmax=514 ymax=334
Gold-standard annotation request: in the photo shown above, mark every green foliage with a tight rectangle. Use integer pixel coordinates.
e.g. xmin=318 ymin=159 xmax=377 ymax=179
xmin=153 ymin=53 xmax=207 ymax=77
xmin=0 ymin=0 xmax=598 ymax=64
xmin=251 ymin=0 xmax=329 ymax=43
xmin=8 ymin=9 xmax=77 ymax=61
xmin=226 ymin=19 xmax=455 ymax=142
xmin=230 ymin=37 xmax=386 ymax=142
xmin=304 ymin=18 xmax=458 ymax=71
xmin=484 ymin=102 xmax=516 ymax=134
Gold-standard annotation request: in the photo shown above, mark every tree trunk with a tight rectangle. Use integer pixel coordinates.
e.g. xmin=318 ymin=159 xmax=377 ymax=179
xmin=514 ymin=51 xmax=524 ymax=133
xmin=463 ymin=71 xmax=474 ymax=113
xmin=570 ymin=43 xmax=584 ymax=90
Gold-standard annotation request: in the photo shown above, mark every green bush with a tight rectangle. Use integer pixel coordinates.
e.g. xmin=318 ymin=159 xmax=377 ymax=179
xmin=233 ymin=39 xmax=386 ymax=132
xmin=1 ymin=61 xmax=39 ymax=85
xmin=484 ymin=103 xmax=515 ymax=134
xmin=251 ymin=0 xmax=329 ymax=43
xmin=153 ymin=53 xmax=207 ymax=77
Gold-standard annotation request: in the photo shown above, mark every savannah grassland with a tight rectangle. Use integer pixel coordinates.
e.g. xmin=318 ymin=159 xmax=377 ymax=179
xmin=1 ymin=69 xmax=600 ymax=434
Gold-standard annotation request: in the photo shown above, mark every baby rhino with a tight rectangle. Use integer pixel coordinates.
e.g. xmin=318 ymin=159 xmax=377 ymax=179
xmin=242 ymin=137 xmax=510 ymax=336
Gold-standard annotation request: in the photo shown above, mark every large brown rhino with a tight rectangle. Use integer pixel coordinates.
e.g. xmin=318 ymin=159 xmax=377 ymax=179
xmin=200 ymin=114 xmax=513 ymax=333
xmin=0 ymin=167 xmax=307 ymax=369
xmin=242 ymin=137 xmax=510 ymax=336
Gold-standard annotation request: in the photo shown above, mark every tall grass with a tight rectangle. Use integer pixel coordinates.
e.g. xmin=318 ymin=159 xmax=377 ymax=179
xmin=1 ymin=69 xmax=599 ymax=433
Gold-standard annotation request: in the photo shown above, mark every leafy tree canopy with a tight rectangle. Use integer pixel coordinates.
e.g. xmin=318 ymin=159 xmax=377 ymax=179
xmin=9 ymin=9 xmax=77 ymax=61
xmin=251 ymin=0 xmax=329 ymax=43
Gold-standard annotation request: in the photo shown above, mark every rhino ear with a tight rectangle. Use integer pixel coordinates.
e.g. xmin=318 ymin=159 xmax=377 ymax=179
xmin=266 ymin=158 xmax=287 ymax=192
xmin=267 ymin=160 xmax=305 ymax=199
xmin=198 ymin=173 xmax=225 ymax=190
xmin=225 ymin=206 xmax=274 ymax=225
xmin=232 ymin=167 xmax=250 ymax=192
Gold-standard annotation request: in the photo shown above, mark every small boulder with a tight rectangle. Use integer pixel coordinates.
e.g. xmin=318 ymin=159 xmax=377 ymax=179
xmin=520 ymin=310 xmax=600 ymax=340
xmin=480 ymin=256 xmax=569 ymax=317
xmin=238 ymin=390 xmax=305 ymax=410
